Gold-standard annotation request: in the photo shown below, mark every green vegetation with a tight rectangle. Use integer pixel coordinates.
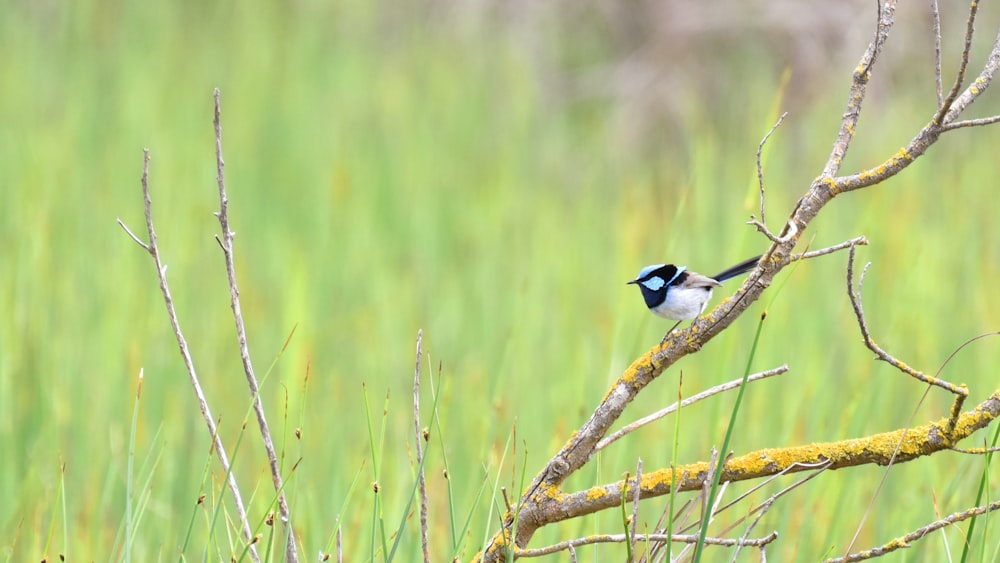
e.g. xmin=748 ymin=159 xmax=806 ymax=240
xmin=2 ymin=1 xmax=999 ymax=560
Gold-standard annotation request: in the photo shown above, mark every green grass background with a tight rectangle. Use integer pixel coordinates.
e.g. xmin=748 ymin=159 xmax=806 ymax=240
xmin=2 ymin=1 xmax=1000 ymax=561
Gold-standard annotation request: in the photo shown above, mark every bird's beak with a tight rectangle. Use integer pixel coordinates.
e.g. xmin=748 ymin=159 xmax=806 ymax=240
xmin=626 ymin=279 xmax=638 ymax=285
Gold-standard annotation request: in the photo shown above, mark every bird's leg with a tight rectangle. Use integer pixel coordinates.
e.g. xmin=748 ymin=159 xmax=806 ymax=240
xmin=659 ymin=320 xmax=683 ymax=345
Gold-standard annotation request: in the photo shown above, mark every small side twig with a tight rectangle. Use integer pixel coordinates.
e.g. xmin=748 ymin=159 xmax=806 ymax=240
xmin=934 ymin=0 xmax=979 ymax=123
xmin=413 ymin=330 xmax=430 ymax=563
xmin=941 ymin=114 xmax=1000 ymax=131
xmin=117 ymin=150 xmax=261 ymax=563
xmin=709 ymin=460 xmax=832 ymax=533
xmin=595 ymin=366 xmax=789 ymax=452
xmin=931 ymin=0 xmax=943 ymax=107
xmin=753 ymin=111 xmax=789 ymax=232
xmin=791 ymin=236 xmax=868 ymax=262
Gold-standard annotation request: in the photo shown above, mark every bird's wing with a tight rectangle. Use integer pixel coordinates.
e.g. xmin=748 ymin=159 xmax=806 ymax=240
xmin=679 ymin=272 xmax=722 ymax=290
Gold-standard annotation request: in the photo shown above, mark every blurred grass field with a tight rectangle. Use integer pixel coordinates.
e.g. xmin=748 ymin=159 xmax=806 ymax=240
xmin=2 ymin=1 xmax=1000 ymax=561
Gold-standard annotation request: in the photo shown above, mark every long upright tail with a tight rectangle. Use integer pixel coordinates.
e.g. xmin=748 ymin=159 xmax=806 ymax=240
xmin=711 ymin=255 xmax=762 ymax=282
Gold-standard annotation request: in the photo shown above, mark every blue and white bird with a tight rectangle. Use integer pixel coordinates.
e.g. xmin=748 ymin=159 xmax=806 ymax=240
xmin=628 ymin=255 xmax=762 ymax=334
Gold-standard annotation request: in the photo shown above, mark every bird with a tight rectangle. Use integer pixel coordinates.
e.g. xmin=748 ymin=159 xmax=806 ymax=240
xmin=628 ymin=255 xmax=762 ymax=337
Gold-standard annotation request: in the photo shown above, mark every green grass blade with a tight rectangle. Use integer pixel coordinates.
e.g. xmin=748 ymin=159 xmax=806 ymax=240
xmin=694 ymin=312 xmax=766 ymax=561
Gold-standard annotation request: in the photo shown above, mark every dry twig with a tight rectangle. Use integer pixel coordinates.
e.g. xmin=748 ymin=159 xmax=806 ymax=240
xmin=117 ymin=151 xmax=260 ymax=563
xmin=750 ymin=111 xmax=789 ymax=239
xmin=211 ymin=89 xmax=299 ymax=562
xmin=596 ymin=366 xmax=789 ymax=452
xmin=413 ymin=330 xmax=431 ymax=563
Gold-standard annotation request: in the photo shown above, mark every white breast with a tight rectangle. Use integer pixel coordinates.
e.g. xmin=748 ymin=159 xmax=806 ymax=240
xmin=650 ymin=286 xmax=714 ymax=321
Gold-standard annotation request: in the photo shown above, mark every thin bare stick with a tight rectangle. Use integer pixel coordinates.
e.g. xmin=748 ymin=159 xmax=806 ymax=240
xmin=941 ymin=27 xmax=1000 ymax=124
xmin=755 ymin=111 xmax=788 ymax=230
xmin=791 ymin=236 xmax=868 ymax=262
xmin=115 ymin=218 xmax=150 ymax=251
xmin=515 ymin=531 xmax=780 ymax=557
xmin=713 ymin=460 xmax=832 ymax=526
xmin=629 ymin=458 xmax=643 ymax=558
xmin=942 ymin=114 xmax=1000 ymax=131
xmin=949 ymin=444 xmax=1000 ymax=455
xmin=211 ymin=88 xmax=298 ymax=562
xmin=936 ymin=332 xmax=1000 ymax=379
xmin=934 ymin=0 xmax=979 ymax=122
xmin=931 ymin=0 xmax=943 ymax=106
xmin=596 ymin=366 xmax=788 ymax=452
xmin=118 ymin=150 xmax=260 ymax=563
xmin=827 ymin=498 xmax=1000 ymax=562
xmin=699 ymin=462 xmax=831 ymax=560
xmin=731 ymin=499 xmax=774 ymax=563
xmin=413 ymin=330 xmax=430 ymax=563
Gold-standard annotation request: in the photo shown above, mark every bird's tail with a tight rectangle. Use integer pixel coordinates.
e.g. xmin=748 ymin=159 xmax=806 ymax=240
xmin=711 ymin=255 xmax=762 ymax=282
